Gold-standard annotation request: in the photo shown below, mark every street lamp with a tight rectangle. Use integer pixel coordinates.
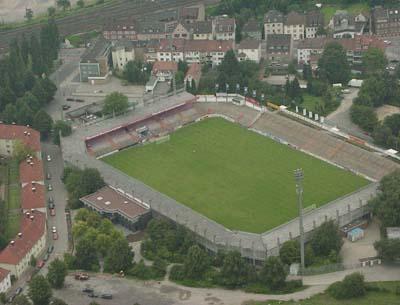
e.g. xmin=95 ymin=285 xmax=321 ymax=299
xmin=225 ymin=83 xmax=229 ymax=102
xmin=294 ymin=169 xmax=305 ymax=271
xmin=215 ymin=83 xmax=219 ymax=94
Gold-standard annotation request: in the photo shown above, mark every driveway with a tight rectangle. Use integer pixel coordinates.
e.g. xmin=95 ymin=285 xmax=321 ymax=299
xmin=325 ymin=88 xmax=372 ymax=141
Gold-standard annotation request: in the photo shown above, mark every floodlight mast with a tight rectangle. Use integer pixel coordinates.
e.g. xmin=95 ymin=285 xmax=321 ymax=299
xmin=294 ymin=168 xmax=305 ymax=271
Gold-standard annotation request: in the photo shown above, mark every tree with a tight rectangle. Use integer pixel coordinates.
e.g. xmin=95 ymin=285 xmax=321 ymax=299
xmin=350 ymin=105 xmax=378 ymax=132
xmin=104 ymin=237 xmax=134 ymax=273
xmin=260 ymin=256 xmax=287 ymax=289
xmin=318 ymin=42 xmax=350 ymax=84
xmin=370 ymin=170 xmax=400 ymax=227
xmin=47 ymin=258 xmax=68 ymax=288
xmin=28 ymin=275 xmax=52 ymax=305
xmin=310 ymin=220 xmax=342 ymax=257
xmin=183 ymin=245 xmax=210 ymax=280
xmin=279 ymin=240 xmax=300 ymax=266
xmin=11 ymin=295 xmax=31 ymax=305
xmin=32 ymin=109 xmax=53 ymax=139
xmin=362 ymin=47 xmax=388 ymax=75
xmin=123 ymin=60 xmax=151 ymax=84
xmin=47 ymin=6 xmax=56 ymax=16
xmin=25 ymin=8 xmax=34 ymax=21
xmin=0 ymin=292 xmax=6 ymax=305
xmin=57 ymin=0 xmax=71 ymax=10
xmin=103 ymin=92 xmax=129 ymax=116
xmin=30 ymin=255 xmax=37 ymax=267
xmin=53 ymin=120 xmax=72 ymax=144
xmin=77 ymin=0 xmax=85 ymax=8
xmin=374 ymin=238 xmax=400 ymax=261
xmin=75 ymin=233 xmax=99 ymax=271
xmin=30 ymin=34 xmax=43 ymax=76
xmin=219 ymin=251 xmax=255 ymax=287
xmin=328 ymin=273 xmax=366 ymax=299
xmin=302 ymin=64 xmax=312 ymax=81
xmin=178 ymin=60 xmax=189 ymax=74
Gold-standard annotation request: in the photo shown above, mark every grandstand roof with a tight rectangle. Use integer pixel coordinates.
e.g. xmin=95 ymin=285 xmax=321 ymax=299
xmin=0 ymin=124 xmax=41 ymax=152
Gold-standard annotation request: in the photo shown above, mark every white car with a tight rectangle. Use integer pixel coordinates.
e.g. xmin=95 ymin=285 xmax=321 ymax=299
xmin=47 ymin=155 xmax=51 ymax=162
xmin=52 ymin=226 xmax=57 ymax=233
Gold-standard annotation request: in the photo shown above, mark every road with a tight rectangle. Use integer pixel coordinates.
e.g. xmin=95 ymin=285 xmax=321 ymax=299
xmin=325 ymin=88 xmax=372 ymax=141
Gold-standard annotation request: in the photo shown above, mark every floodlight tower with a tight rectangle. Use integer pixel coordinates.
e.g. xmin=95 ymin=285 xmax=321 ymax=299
xmin=294 ymin=168 xmax=305 ymax=270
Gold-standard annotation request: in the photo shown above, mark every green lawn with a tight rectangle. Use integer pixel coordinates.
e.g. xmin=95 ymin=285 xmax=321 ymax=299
xmin=104 ymin=118 xmax=369 ymax=233
xmin=301 ymin=94 xmax=322 ymax=113
xmin=247 ymin=282 xmax=400 ymax=305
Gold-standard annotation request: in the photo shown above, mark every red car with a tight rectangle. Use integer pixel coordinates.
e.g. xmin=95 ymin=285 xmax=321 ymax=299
xmin=50 ymin=208 xmax=56 ymax=216
xmin=52 ymin=232 xmax=58 ymax=240
xmin=36 ymin=260 xmax=45 ymax=269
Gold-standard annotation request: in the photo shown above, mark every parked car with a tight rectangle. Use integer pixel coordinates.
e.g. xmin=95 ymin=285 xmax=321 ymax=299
xmin=100 ymin=294 xmax=113 ymax=299
xmin=52 ymin=226 xmax=57 ymax=233
xmin=52 ymin=232 xmax=58 ymax=240
xmin=43 ymin=253 xmax=50 ymax=261
xmin=46 ymin=172 xmax=51 ymax=180
xmin=66 ymin=98 xmax=75 ymax=101
xmin=47 ymin=155 xmax=51 ymax=162
xmin=50 ymin=208 xmax=56 ymax=216
xmin=82 ymin=288 xmax=94 ymax=293
xmin=62 ymin=104 xmax=71 ymax=111
xmin=48 ymin=245 xmax=54 ymax=253
xmin=75 ymin=98 xmax=84 ymax=103
xmin=48 ymin=196 xmax=54 ymax=203
xmin=48 ymin=184 xmax=53 ymax=191
xmin=48 ymin=202 xmax=55 ymax=209
xmin=36 ymin=260 xmax=45 ymax=269
xmin=15 ymin=287 xmax=23 ymax=295
xmin=75 ymin=273 xmax=89 ymax=280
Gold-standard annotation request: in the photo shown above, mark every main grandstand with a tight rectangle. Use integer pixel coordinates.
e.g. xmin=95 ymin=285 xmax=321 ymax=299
xmin=61 ymin=92 xmax=398 ymax=263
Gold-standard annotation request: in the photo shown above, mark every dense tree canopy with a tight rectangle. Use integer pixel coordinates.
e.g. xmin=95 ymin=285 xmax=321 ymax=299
xmin=183 ymin=245 xmax=210 ymax=280
xmin=28 ymin=275 xmax=52 ymax=305
xmin=260 ymin=256 xmax=287 ymax=289
xmin=123 ymin=60 xmax=152 ymax=85
xmin=374 ymin=238 xmax=400 ymax=261
xmin=47 ymin=258 xmax=68 ymax=288
xmin=310 ymin=221 xmax=342 ymax=257
xmin=218 ymin=251 xmax=256 ymax=287
xmin=279 ymin=240 xmax=300 ymax=266
xmin=362 ymin=47 xmax=388 ymax=75
xmin=103 ymin=92 xmax=129 ymax=116
xmin=318 ymin=42 xmax=350 ymax=84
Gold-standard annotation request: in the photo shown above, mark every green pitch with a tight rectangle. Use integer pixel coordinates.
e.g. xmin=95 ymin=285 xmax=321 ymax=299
xmin=103 ymin=118 xmax=369 ymax=233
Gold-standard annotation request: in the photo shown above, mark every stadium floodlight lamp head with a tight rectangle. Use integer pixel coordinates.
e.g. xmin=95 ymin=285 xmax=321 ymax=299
xmin=294 ymin=168 xmax=304 ymax=180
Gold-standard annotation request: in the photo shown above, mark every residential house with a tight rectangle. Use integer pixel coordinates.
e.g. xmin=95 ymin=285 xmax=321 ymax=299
xmin=0 ymin=211 xmax=46 ymax=278
xmin=111 ymin=39 xmax=135 ymax=70
xmin=103 ymin=21 xmax=138 ymax=41
xmin=179 ymin=5 xmax=205 ymax=23
xmin=79 ymin=38 xmax=112 ymax=83
xmin=144 ymin=40 xmax=160 ymax=62
xmin=266 ymin=34 xmax=292 ymax=62
xmin=264 ymin=10 xmax=284 ymax=36
xmin=155 ymin=39 xmax=234 ymax=67
xmin=297 ymin=35 xmax=386 ymax=67
xmin=330 ymin=10 xmax=367 ymax=38
xmin=305 ymin=10 xmax=324 ymax=38
xmin=213 ymin=16 xmax=236 ymax=40
xmin=284 ymin=11 xmax=305 ymax=40
xmin=184 ymin=63 xmax=202 ymax=88
xmin=187 ymin=21 xmax=213 ymax=40
xmin=152 ymin=61 xmax=178 ymax=81
xmin=171 ymin=22 xmax=191 ymax=39
xmin=137 ymin=21 xmax=167 ymax=41
xmin=242 ymin=20 xmax=262 ymax=40
xmin=237 ymin=39 xmax=262 ymax=63
xmin=0 ymin=268 xmax=11 ymax=293
xmin=372 ymin=7 xmax=400 ymax=36
xmin=0 ymin=125 xmax=41 ymax=158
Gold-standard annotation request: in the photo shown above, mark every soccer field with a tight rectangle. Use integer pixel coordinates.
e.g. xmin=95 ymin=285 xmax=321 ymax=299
xmin=103 ymin=118 xmax=370 ymax=233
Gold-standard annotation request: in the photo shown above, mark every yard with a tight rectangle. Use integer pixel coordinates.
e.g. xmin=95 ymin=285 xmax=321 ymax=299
xmin=104 ymin=118 xmax=369 ymax=233
xmin=322 ymin=3 xmax=370 ymax=25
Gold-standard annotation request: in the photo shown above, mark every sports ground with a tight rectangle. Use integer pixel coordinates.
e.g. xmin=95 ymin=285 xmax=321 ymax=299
xmin=103 ymin=118 xmax=369 ymax=233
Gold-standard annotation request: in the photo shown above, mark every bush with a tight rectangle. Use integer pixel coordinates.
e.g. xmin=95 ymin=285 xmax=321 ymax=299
xmin=328 ymin=273 xmax=366 ymax=299
xmin=169 ymin=264 xmax=185 ymax=281
xmin=396 ymin=285 xmax=400 ymax=295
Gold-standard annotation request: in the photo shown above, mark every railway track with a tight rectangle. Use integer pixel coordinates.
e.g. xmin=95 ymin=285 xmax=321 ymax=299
xmin=0 ymin=0 xmax=219 ymax=54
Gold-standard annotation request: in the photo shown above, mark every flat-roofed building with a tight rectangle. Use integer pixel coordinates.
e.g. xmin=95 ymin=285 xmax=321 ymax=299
xmin=81 ymin=186 xmax=152 ymax=232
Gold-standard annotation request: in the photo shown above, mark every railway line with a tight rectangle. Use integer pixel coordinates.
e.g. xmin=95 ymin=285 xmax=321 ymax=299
xmin=0 ymin=0 xmax=219 ymax=54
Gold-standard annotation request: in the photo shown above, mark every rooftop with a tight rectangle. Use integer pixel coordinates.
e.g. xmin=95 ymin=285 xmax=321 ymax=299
xmin=185 ymin=62 xmax=201 ymax=79
xmin=0 ymin=124 xmax=41 ymax=152
xmin=19 ymin=157 xmax=44 ymax=184
xmin=81 ymin=37 xmax=112 ymax=63
xmin=242 ymin=20 xmax=260 ymax=33
xmin=0 ymin=268 xmax=9 ymax=283
xmin=0 ymin=211 xmax=46 ymax=265
xmin=267 ymin=34 xmax=292 ymax=46
xmin=387 ymin=227 xmax=400 ymax=239
xmin=306 ymin=10 xmax=324 ymax=27
xmin=238 ymin=38 xmax=261 ymax=49
xmin=157 ymin=39 xmax=234 ymax=53
xmin=81 ymin=186 xmax=150 ymax=220
xmin=285 ymin=11 xmax=306 ymax=25
xmin=265 ymin=10 xmax=284 ymax=23
xmin=152 ymin=61 xmax=178 ymax=73
xmin=179 ymin=6 xmax=200 ymax=20
xmin=185 ymin=20 xmax=212 ymax=34
xmin=21 ymin=183 xmax=46 ymax=210
xmin=214 ymin=17 xmax=235 ymax=33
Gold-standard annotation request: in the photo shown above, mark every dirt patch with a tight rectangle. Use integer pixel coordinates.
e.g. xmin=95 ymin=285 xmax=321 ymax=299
xmin=127 ymin=230 xmax=146 ymax=242
xmin=376 ymin=105 xmax=400 ymax=121
xmin=160 ymin=285 xmax=191 ymax=301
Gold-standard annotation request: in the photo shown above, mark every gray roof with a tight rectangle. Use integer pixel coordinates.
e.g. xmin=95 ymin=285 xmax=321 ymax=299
xmin=266 ymin=34 xmax=291 ymax=51
xmin=144 ymin=9 xmax=178 ymax=22
xmin=215 ymin=17 xmax=235 ymax=33
xmin=306 ymin=10 xmax=324 ymax=27
xmin=113 ymin=38 xmax=134 ymax=51
xmin=238 ymin=38 xmax=260 ymax=49
xmin=185 ymin=21 xmax=212 ymax=34
xmin=81 ymin=37 xmax=111 ymax=63
xmin=138 ymin=21 xmax=166 ymax=34
xmin=285 ymin=11 xmax=305 ymax=25
xmin=242 ymin=19 xmax=260 ymax=33
xmin=265 ymin=10 xmax=284 ymax=23
xmin=373 ymin=7 xmax=389 ymax=21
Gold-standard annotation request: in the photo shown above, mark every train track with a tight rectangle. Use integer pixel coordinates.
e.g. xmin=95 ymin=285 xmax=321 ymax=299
xmin=0 ymin=0 xmax=219 ymax=54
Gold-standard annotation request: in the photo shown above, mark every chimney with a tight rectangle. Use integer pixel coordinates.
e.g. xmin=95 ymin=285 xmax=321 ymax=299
xmin=31 ymin=208 xmax=35 ymax=213
xmin=18 ymin=233 xmax=22 ymax=238
xmin=26 ymin=212 xmax=30 ymax=218
xmin=32 ymin=187 xmax=36 ymax=192
xmin=24 ymin=131 xmax=28 ymax=135
xmin=30 ymin=215 xmax=34 ymax=220
xmin=27 ymin=132 xmax=30 ymax=137
xmin=10 ymin=240 xmax=15 ymax=246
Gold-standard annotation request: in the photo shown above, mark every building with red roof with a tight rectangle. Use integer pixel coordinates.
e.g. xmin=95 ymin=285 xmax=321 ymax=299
xmin=21 ymin=183 xmax=46 ymax=212
xmin=0 ymin=268 xmax=11 ymax=293
xmin=0 ymin=211 xmax=46 ymax=277
xmin=184 ymin=63 xmax=202 ymax=89
xmin=0 ymin=124 xmax=41 ymax=157
xmin=19 ymin=157 xmax=44 ymax=185
xmin=152 ymin=61 xmax=178 ymax=82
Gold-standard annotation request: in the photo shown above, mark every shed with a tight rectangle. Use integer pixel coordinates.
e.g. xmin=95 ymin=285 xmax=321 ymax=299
xmin=348 ymin=79 xmax=363 ymax=87
xmin=387 ymin=227 xmax=400 ymax=240
xmin=347 ymin=227 xmax=364 ymax=242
